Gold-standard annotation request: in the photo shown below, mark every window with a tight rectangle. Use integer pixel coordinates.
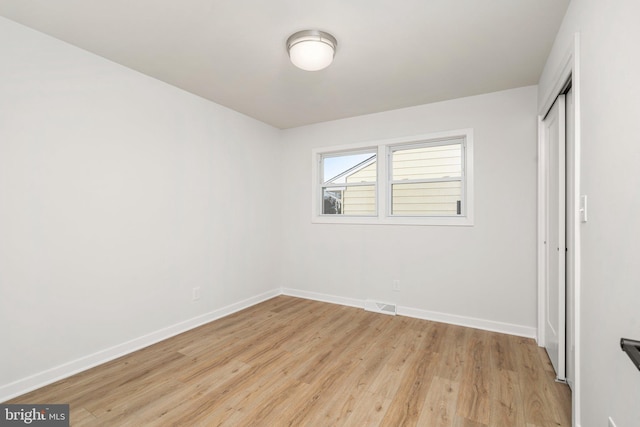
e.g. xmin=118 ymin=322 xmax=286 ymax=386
xmin=312 ymin=129 xmax=473 ymax=226
xmin=389 ymin=140 xmax=464 ymax=216
xmin=321 ymin=150 xmax=377 ymax=216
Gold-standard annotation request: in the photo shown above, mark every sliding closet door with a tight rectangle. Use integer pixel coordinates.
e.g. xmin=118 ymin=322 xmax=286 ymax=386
xmin=543 ymin=94 xmax=566 ymax=381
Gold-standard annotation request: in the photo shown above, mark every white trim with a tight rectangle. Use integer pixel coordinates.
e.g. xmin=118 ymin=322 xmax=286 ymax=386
xmin=556 ymin=94 xmax=568 ymax=381
xmin=398 ymin=306 xmax=537 ymax=339
xmin=2 ymin=286 xmax=538 ymax=402
xmin=539 ymin=44 xmax=573 ymax=117
xmin=537 ymin=32 xmax=582 ymax=427
xmin=281 ymin=287 xmax=536 ymax=338
xmin=311 ymin=129 xmax=474 ymax=226
xmin=537 ymin=114 xmax=548 ymax=346
xmin=281 ymin=287 xmax=363 ymax=309
xmin=0 ymin=289 xmax=280 ymax=402
xmin=571 ymin=32 xmax=582 ymax=427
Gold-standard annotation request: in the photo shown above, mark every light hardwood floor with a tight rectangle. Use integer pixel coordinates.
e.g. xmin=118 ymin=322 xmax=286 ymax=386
xmin=8 ymin=296 xmax=571 ymax=426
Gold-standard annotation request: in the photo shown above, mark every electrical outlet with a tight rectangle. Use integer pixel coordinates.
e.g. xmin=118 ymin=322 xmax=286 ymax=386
xmin=392 ymin=280 xmax=400 ymax=292
xmin=192 ymin=287 xmax=201 ymax=301
xmin=609 ymin=416 xmax=617 ymax=427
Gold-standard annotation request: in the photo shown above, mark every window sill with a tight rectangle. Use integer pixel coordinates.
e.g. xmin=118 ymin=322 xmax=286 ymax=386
xmin=311 ymin=215 xmax=474 ymax=226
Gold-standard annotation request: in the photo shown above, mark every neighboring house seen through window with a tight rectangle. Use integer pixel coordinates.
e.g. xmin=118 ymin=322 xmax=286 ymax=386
xmin=321 ymin=151 xmax=377 ymax=216
xmin=313 ymin=129 xmax=473 ymax=226
xmin=390 ymin=140 xmax=464 ymax=216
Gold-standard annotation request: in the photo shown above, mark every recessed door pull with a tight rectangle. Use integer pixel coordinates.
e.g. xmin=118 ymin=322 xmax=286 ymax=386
xmin=620 ymin=338 xmax=640 ymax=371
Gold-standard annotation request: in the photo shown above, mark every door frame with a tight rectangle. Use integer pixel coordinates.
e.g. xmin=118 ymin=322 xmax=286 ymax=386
xmin=537 ymin=33 xmax=581 ymax=427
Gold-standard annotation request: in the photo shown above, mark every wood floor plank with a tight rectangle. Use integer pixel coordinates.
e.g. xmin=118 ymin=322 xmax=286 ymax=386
xmin=534 ymin=346 xmax=573 ymax=427
xmin=70 ymin=407 xmax=99 ymax=427
xmin=436 ymin=324 xmax=470 ymax=382
xmin=490 ymin=331 xmax=518 ymax=372
xmin=280 ymin=350 xmax=361 ymax=426
xmin=341 ymin=391 xmax=393 ymax=427
xmin=453 ymin=417 xmax=488 ymax=427
xmin=489 ymin=368 xmax=526 ymax=426
xmin=517 ymin=337 xmax=555 ymax=426
xmin=416 ymin=375 xmax=460 ymax=427
xmin=281 ymin=314 xmax=394 ymax=425
xmin=295 ymin=320 xmax=400 ymax=425
xmin=488 ymin=332 xmax=526 ymax=426
xmin=82 ymin=352 xmax=189 ymax=416
xmin=93 ymin=379 xmax=190 ymax=426
xmin=379 ymin=334 xmax=441 ymax=426
xmin=222 ymin=378 xmax=310 ymax=427
xmin=5 ymin=296 xmax=572 ymax=426
xmin=455 ymin=329 xmax=491 ymax=425
xmin=192 ymin=358 xmax=301 ymax=426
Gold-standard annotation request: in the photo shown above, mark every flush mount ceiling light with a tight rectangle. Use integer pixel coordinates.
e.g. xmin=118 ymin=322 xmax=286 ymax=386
xmin=286 ymin=30 xmax=337 ymax=71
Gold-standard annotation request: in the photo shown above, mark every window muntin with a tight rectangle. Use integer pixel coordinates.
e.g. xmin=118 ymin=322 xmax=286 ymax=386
xmin=320 ymin=150 xmax=377 ymax=216
xmin=389 ymin=140 xmax=464 ymax=217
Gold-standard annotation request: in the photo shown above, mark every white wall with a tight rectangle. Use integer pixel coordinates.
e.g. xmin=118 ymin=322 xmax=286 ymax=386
xmin=280 ymin=86 xmax=539 ymax=334
xmin=0 ymin=17 xmax=281 ymax=397
xmin=539 ymin=1 xmax=640 ymax=426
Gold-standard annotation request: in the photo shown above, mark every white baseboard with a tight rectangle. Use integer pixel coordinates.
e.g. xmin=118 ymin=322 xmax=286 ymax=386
xmin=281 ymin=288 xmax=363 ymax=309
xmin=398 ymin=306 xmax=537 ymax=339
xmin=2 ymin=286 xmax=537 ymax=402
xmin=0 ymin=289 xmax=280 ymax=402
xmin=282 ymin=287 xmax=536 ymax=339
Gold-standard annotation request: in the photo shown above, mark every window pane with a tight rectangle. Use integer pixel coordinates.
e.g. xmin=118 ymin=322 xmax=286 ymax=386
xmin=392 ymin=181 xmax=461 ymax=215
xmin=323 ymin=152 xmax=376 ymax=184
xmin=392 ymin=143 xmax=461 ymax=181
xmin=323 ymin=185 xmax=376 ymax=215
xmin=322 ymin=188 xmax=343 ymax=214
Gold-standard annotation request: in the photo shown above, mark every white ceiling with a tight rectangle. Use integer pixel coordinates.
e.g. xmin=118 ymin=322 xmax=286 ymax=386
xmin=0 ymin=0 xmax=570 ymax=129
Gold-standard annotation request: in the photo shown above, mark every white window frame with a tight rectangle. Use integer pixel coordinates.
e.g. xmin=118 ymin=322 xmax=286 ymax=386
xmin=311 ymin=129 xmax=474 ymax=226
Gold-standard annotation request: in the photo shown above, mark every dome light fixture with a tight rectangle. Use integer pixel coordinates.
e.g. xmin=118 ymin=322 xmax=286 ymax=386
xmin=286 ymin=30 xmax=337 ymax=71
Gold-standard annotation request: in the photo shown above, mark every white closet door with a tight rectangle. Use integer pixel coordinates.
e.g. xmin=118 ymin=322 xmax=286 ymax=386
xmin=544 ymin=94 xmax=566 ymax=381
